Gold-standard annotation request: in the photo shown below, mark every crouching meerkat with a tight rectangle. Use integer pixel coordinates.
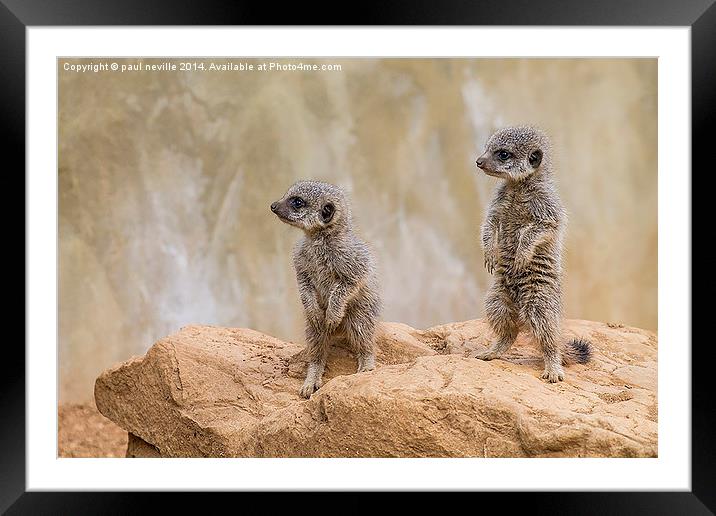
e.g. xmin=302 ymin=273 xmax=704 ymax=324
xmin=475 ymin=126 xmax=592 ymax=382
xmin=271 ymin=180 xmax=381 ymax=398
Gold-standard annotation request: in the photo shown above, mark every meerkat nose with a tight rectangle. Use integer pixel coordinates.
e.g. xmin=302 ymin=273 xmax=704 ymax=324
xmin=476 ymin=158 xmax=486 ymax=168
xmin=270 ymin=202 xmax=278 ymax=212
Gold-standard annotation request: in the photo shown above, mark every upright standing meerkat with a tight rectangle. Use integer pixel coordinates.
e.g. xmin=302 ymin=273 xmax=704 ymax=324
xmin=475 ymin=126 xmax=591 ymax=382
xmin=271 ymin=180 xmax=381 ymax=398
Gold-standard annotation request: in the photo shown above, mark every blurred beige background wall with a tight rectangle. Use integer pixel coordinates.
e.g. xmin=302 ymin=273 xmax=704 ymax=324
xmin=59 ymin=58 xmax=657 ymax=403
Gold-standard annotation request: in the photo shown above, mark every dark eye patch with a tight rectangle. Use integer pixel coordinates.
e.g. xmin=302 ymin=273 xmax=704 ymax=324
xmin=290 ymin=197 xmax=305 ymax=209
xmin=320 ymin=203 xmax=335 ymax=223
xmin=529 ymin=149 xmax=543 ymax=168
xmin=496 ymin=150 xmax=512 ymax=161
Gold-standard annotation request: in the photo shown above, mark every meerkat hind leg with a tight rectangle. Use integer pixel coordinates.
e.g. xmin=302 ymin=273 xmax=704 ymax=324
xmin=475 ymin=323 xmax=518 ymax=360
xmin=300 ymin=329 xmax=329 ymax=398
xmin=540 ymin=350 xmax=564 ymax=383
xmin=346 ymin=313 xmax=376 ymax=373
xmin=477 ymin=288 xmax=518 ymax=360
xmin=527 ymin=311 xmax=564 ymax=383
xmin=357 ymin=353 xmax=375 ymax=373
xmin=300 ymin=359 xmax=326 ymax=398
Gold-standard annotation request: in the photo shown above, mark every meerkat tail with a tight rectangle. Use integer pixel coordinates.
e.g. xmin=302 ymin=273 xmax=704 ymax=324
xmin=562 ymin=338 xmax=592 ymax=365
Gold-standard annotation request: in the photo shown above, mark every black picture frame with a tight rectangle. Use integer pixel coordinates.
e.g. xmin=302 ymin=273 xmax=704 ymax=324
xmin=7 ymin=0 xmax=710 ymax=512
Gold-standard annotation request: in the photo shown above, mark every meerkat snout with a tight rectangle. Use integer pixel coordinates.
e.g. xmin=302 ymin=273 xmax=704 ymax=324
xmin=270 ymin=201 xmax=278 ymax=212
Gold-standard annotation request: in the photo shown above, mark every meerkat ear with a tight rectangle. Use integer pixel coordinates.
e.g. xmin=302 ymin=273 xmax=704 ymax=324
xmin=320 ymin=203 xmax=335 ymax=223
xmin=529 ymin=149 xmax=543 ymax=168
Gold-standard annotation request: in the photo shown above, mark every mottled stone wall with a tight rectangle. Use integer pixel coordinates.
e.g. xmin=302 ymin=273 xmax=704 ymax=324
xmin=59 ymin=58 xmax=657 ymax=402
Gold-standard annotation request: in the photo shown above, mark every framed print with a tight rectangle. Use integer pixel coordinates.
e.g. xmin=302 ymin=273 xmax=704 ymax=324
xmin=8 ymin=0 xmax=711 ymax=511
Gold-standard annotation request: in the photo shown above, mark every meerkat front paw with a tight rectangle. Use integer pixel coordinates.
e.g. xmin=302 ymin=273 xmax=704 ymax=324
xmin=511 ymin=252 xmax=530 ymax=273
xmin=306 ymin=307 xmax=324 ymax=330
xmin=484 ymin=248 xmax=498 ymax=274
xmin=541 ymin=367 xmax=565 ymax=383
xmin=323 ymin=313 xmax=343 ymax=334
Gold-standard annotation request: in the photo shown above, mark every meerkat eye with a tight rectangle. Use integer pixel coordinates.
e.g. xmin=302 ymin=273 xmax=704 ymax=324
xmin=320 ymin=203 xmax=335 ymax=223
xmin=290 ymin=197 xmax=305 ymax=209
xmin=529 ymin=149 xmax=543 ymax=168
xmin=496 ymin=150 xmax=512 ymax=161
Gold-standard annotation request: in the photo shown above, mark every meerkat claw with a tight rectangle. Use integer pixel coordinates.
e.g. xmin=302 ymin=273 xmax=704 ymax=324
xmin=541 ymin=369 xmax=564 ymax=383
xmin=299 ymin=381 xmax=319 ymax=398
xmin=357 ymin=354 xmax=376 ymax=373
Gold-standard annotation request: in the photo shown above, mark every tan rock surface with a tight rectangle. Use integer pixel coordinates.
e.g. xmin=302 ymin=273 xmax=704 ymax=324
xmin=58 ymin=402 xmax=128 ymax=458
xmin=95 ymin=319 xmax=657 ymax=457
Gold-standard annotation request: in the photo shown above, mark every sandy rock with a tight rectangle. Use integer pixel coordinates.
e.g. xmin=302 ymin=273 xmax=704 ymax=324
xmin=126 ymin=433 xmax=162 ymax=458
xmin=58 ymin=402 xmax=127 ymax=458
xmin=94 ymin=319 xmax=657 ymax=457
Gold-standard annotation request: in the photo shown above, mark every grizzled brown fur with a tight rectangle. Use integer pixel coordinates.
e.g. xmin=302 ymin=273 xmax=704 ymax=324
xmin=475 ymin=126 xmax=591 ymax=382
xmin=271 ymin=181 xmax=381 ymax=398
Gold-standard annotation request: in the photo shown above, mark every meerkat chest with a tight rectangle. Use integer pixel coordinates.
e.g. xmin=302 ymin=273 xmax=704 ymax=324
xmin=497 ymin=190 xmax=533 ymax=241
xmin=502 ymin=186 xmax=532 ymax=212
xmin=303 ymin=240 xmax=343 ymax=287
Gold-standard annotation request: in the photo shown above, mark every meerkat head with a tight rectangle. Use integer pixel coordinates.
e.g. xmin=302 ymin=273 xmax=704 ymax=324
xmin=271 ymin=180 xmax=350 ymax=234
xmin=475 ymin=126 xmax=551 ymax=182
